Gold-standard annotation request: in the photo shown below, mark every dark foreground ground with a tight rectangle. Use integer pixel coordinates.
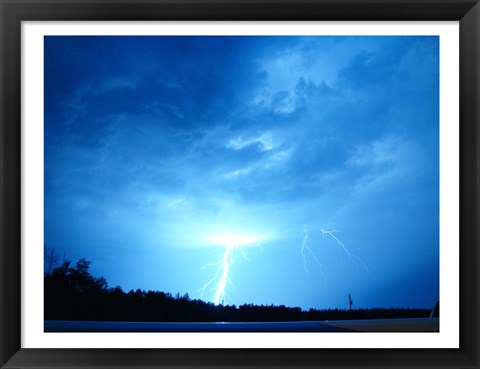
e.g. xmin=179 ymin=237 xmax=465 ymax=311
xmin=45 ymin=318 xmax=439 ymax=332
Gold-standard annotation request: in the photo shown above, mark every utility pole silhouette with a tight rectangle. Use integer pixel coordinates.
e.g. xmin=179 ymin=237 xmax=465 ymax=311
xmin=348 ymin=293 xmax=353 ymax=311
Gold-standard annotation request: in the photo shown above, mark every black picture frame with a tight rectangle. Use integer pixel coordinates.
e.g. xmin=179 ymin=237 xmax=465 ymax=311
xmin=1 ymin=0 xmax=479 ymax=368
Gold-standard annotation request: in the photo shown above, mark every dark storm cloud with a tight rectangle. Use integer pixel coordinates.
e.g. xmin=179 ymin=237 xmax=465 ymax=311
xmin=44 ymin=35 xmax=439 ymax=310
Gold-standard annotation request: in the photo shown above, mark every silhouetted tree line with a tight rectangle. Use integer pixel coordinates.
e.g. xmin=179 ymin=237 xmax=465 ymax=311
xmin=45 ymin=258 xmax=432 ymax=322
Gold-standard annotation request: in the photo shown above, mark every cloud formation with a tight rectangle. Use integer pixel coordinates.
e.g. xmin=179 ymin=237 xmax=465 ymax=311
xmin=44 ymin=36 xmax=439 ymax=310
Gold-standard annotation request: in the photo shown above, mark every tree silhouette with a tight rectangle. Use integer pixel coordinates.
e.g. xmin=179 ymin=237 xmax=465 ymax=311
xmin=45 ymin=247 xmax=58 ymax=275
xmin=44 ymin=257 xmax=433 ymax=323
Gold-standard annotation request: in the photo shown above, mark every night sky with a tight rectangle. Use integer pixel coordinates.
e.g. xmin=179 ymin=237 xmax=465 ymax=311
xmin=44 ymin=36 xmax=439 ymax=310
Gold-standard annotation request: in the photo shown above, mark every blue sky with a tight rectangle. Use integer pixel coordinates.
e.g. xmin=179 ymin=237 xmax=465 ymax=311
xmin=44 ymin=35 xmax=439 ymax=310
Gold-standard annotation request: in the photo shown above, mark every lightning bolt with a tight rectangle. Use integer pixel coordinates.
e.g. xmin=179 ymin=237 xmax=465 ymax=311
xmin=199 ymin=260 xmax=223 ymax=300
xmin=200 ymin=226 xmax=257 ymax=305
xmin=213 ymin=244 xmax=235 ymax=305
xmin=300 ymin=228 xmax=322 ymax=279
xmin=321 ymin=228 xmax=373 ymax=276
xmin=200 ymin=245 xmax=235 ymax=305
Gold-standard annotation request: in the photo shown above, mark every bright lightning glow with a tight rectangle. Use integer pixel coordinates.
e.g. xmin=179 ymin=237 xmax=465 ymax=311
xmin=201 ymin=226 xmax=263 ymax=305
xmin=321 ymin=228 xmax=373 ymax=276
xmin=209 ymin=233 xmax=260 ymax=248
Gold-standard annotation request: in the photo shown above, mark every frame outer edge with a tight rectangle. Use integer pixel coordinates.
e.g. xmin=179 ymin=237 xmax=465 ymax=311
xmin=0 ymin=0 xmax=477 ymax=20
xmin=0 ymin=0 xmax=3 ymax=364
xmin=0 ymin=0 xmax=22 ymax=368
xmin=0 ymin=0 xmax=479 ymax=369
xmin=460 ymin=2 xmax=480 ymax=369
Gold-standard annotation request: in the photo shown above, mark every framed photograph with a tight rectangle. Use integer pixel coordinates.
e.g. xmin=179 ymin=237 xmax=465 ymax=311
xmin=1 ymin=0 xmax=479 ymax=368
